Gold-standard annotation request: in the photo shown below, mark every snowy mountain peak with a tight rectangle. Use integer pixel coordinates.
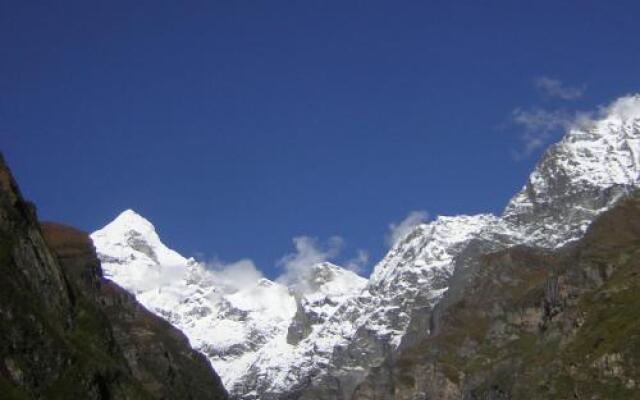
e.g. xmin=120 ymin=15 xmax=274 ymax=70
xmin=307 ymin=262 xmax=365 ymax=288
xmin=92 ymin=209 xmax=187 ymax=266
xmin=90 ymin=210 xmax=188 ymax=294
xmin=98 ymin=209 xmax=159 ymax=242
xmin=504 ymin=94 xmax=640 ymax=246
xmin=299 ymin=262 xmax=367 ymax=303
xmin=369 ymin=213 xmax=502 ymax=288
xmin=111 ymin=208 xmax=154 ymax=228
xmin=91 ymin=212 xmax=366 ymax=393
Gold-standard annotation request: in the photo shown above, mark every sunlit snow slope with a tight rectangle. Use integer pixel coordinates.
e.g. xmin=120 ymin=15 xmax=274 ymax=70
xmin=91 ymin=214 xmax=366 ymax=394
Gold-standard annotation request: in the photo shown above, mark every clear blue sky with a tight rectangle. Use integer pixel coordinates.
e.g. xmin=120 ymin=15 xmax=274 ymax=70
xmin=2 ymin=1 xmax=640 ymax=278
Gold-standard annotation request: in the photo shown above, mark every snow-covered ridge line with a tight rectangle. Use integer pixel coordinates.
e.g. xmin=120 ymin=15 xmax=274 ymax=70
xmin=92 ymin=94 xmax=640 ymax=399
xmin=90 ymin=212 xmax=367 ymax=391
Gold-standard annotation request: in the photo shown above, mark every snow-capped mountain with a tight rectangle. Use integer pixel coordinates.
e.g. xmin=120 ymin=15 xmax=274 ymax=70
xmin=92 ymin=95 xmax=640 ymax=399
xmin=91 ymin=214 xmax=367 ymax=395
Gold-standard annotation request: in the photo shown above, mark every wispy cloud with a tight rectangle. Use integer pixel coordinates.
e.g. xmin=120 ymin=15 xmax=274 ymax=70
xmin=510 ymin=107 xmax=573 ymax=158
xmin=277 ymin=235 xmax=344 ymax=286
xmin=135 ymin=262 xmax=189 ymax=292
xmin=386 ymin=210 xmax=429 ymax=247
xmin=534 ymin=76 xmax=585 ymax=100
xmin=345 ymin=249 xmax=369 ymax=274
xmin=206 ymin=258 xmax=265 ymax=290
xmin=510 ymin=107 xmax=595 ymax=159
xmin=507 ymin=75 xmax=589 ymax=159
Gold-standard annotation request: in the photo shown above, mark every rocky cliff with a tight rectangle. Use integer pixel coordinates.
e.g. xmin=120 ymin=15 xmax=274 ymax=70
xmin=353 ymin=191 xmax=640 ymax=399
xmin=0 ymin=154 xmax=228 ymax=400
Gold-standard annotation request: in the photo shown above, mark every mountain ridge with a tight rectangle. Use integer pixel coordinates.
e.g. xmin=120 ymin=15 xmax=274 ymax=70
xmin=92 ymin=94 xmax=640 ymax=398
xmin=353 ymin=191 xmax=640 ymax=399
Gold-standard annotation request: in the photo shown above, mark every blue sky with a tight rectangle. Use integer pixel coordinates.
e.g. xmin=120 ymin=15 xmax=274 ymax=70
xmin=2 ymin=1 xmax=640 ymax=278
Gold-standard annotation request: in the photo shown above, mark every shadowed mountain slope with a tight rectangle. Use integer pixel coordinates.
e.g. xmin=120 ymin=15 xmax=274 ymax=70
xmin=0 ymin=154 xmax=228 ymax=400
xmin=354 ymin=192 xmax=640 ymax=399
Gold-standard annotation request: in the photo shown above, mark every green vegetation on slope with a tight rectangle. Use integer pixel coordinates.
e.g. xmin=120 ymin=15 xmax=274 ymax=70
xmin=376 ymin=194 xmax=640 ymax=400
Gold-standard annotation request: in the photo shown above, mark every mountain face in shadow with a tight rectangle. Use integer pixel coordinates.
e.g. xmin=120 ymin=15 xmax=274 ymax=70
xmin=353 ymin=192 xmax=640 ymax=399
xmin=0 ymin=154 xmax=228 ymax=400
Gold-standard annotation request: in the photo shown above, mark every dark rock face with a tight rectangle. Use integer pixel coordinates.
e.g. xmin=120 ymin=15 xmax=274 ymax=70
xmin=286 ymin=298 xmax=314 ymax=346
xmin=353 ymin=194 xmax=640 ymax=400
xmin=0 ymin=155 xmax=228 ymax=399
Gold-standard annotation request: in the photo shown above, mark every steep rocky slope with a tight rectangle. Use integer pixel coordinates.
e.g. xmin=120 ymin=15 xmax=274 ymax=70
xmin=0 ymin=155 xmax=228 ymax=399
xmin=91 ymin=94 xmax=640 ymax=399
xmin=354 ymin=192 xmax=640 ymax=399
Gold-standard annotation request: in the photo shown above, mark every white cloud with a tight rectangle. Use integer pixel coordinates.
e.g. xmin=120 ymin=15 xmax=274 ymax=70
xmin=137 ymin=263 xmax=188 ymax=292
xmin=602 ymin=94 xmax=640 ymax=121
xmin=512 ymin=107 xmax=572 ymax=133
xmin=345 ymin=249 xmax=369 ymax=274
xmin=534 ymin=76 xmax=585 ymax=100
xmin=511 ymin=103 xmax=600 ymax=160
xmin=277 ymin=235 xmax=344 ymax=286
xmin=509 ymin=76 xmax=589 ymax=159
xmin=510 ymin=94 xmax=640 ymax=159
xmin=386 ymin=210 xmax=429 ymax=247
xmin=206 ymin=258 xmax=264 ymax=290
xmin=510 ymin=107 xmax=574 ymax=158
